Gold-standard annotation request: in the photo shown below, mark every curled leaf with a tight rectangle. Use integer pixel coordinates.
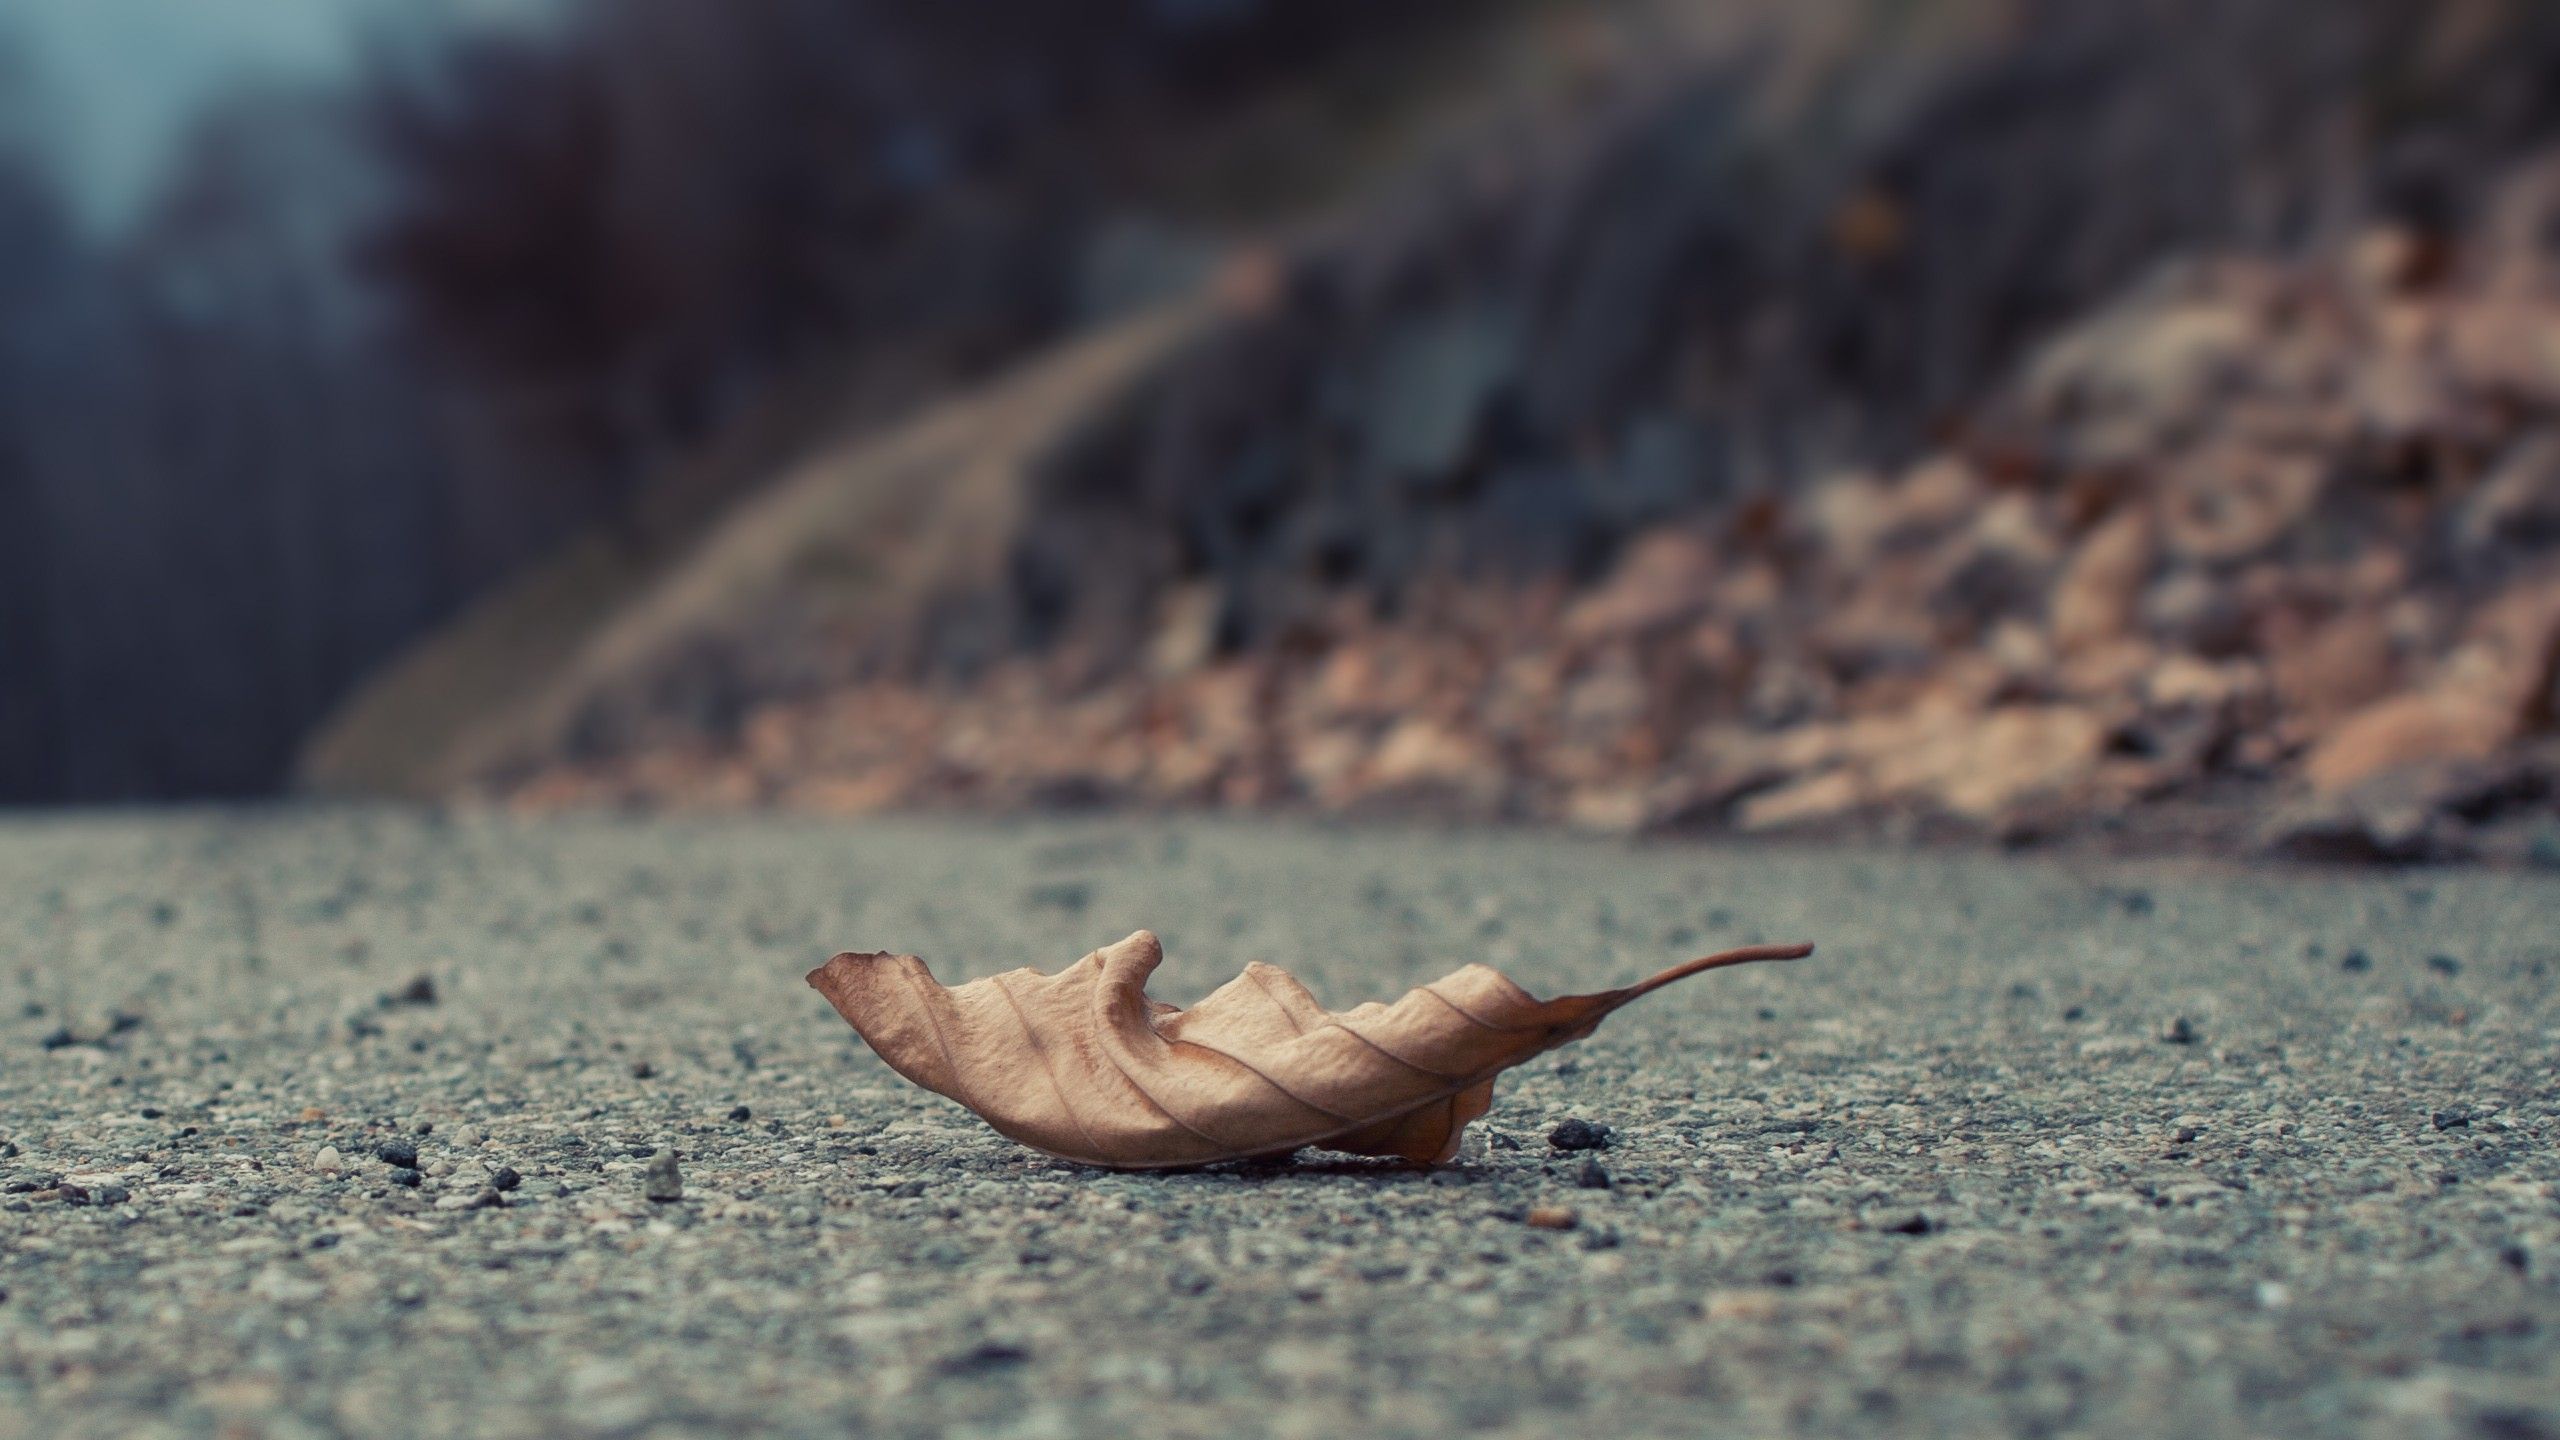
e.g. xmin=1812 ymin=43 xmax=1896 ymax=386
xmin=807 ymin=930 xmax=1811 ymax=1169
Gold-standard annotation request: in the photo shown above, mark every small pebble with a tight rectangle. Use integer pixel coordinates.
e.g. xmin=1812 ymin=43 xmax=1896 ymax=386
xmin=1575 ymin=1158 xmax=1612 ymax=1190
xmin=642 ymin=1148 xmax=683 ymax=1202
xmin=2340 ymin=950 xmax=2372 ymax=973
xmin=312 ymin=1145 xmax=345 ymax=1175
xmin=727 ymin=1105 xmax=752 ymax=1123
xmin=95 ymin=1185 xmax=129 ymax=1205
xmin=2426 ymin=954 xmax=2462 ymax=976
xmin=1524 ymin=1205 xmax=1579 ymax=1231
xmin=390 ymin=1169 xmax=421 ymax=1189
xmin=2160 ymin=1017 xmax=2197 ymax=1045
xmin=631 ymin=1061 xmax=655 ymax=1079
xmin=1548 ymin=1119 xmax=1611 ymax=1151
xmin=488 ymin=1165 xmax=522 ymax=1192
xmin=377 ymin=1138 xmax=419 ymax=1169
xmin=453 ymin=1125 xmax=484 ymax=1148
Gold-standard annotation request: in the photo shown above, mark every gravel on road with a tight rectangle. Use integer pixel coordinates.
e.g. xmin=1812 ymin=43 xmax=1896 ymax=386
xmin=1 ymin=809 xmax=2555 ymax=1439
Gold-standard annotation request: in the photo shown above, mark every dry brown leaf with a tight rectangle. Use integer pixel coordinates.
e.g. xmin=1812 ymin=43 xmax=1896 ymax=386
xmin=807 ymin=930 xmax=1811 ymax=1169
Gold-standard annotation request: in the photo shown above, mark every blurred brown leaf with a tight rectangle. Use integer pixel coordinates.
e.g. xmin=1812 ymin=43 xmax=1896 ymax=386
xmin=808 ymin=930 xmax=1810 ymax=1169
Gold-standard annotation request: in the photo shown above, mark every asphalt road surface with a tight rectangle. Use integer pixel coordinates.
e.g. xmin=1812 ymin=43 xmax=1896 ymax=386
xmin=2 ymin=809 xmax=2555 ymax=1439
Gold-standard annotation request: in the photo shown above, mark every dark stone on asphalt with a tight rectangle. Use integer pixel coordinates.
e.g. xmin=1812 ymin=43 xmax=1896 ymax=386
xmin=385 ymin=974 xmax=437 ymax=1006
xmin=1547 ymin=1119 xmax=1611 ymax=1151
xmin=489 ymin=1166 xmax=522 ymax=1192
xmin=2427 ymin=954 xmax=2462 ymax=975
xmin=1575 ymin=1158 xmax=1612 ymax=1190
xmin=728 ymin=1105 xmax=752 ymax=1122
xmin=2160 ymin=1016 xmax=2197 ymax=1044
xmin=390 ymin=1169 xmax=421 ymax=1189
xmin=377 ymin=1138 xmax=419 ymax=1168
xmin=2341 ymin=949 xmax=2372 ymax=972
xmin=631 ymin=1061 xmax=655 ymax=1079
xmin=94 ymin=1185 xmax=129 ymax=1205
xmin=2434 ymin=1107 xmax=2476 ymax=1130
xmin=1882 ymin=1213 xmax=1935 ymax=1236
xmin=940 ymin=1340 xmax=1030 ymax=1373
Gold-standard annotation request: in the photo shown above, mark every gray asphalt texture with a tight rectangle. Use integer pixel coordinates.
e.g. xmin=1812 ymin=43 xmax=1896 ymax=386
xmin=2 ymin=809 xmax=2556 ymax=1440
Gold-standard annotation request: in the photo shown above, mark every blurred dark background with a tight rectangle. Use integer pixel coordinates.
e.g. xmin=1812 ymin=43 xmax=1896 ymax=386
xmin=0 ymin=0 xmax=1473 ymax=800
xmin=5 ymin=0 xmax=2560 ymax=846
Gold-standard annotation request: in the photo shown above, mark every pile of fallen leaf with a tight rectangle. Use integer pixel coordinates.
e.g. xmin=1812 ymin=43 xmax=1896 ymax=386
xmin=507 ymin=162 xmax=2560 ymax=860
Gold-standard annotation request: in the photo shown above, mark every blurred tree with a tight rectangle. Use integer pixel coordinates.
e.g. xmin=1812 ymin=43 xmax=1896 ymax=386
xmin=0 ymin=82 xmax=460 ymax=801
xmin=0 ymin=144 xmax=75 ymax=800
xmin=352 ymin=0 xmax=1456 ymax=528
